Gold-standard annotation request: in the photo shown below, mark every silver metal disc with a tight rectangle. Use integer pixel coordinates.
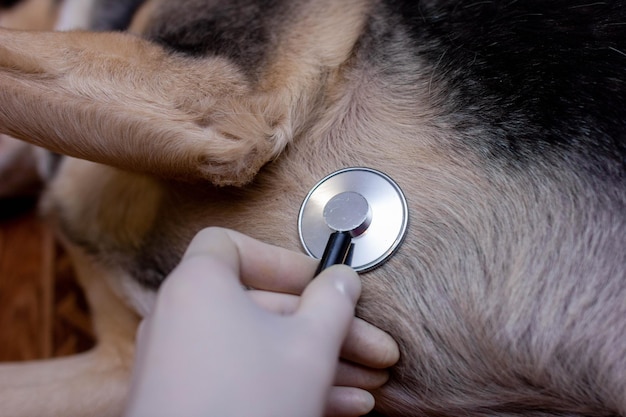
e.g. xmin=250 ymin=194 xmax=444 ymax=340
xmin=298 ymin=167 xmax=409 ymax=272
xmin=323 ymin=191 xmax=372 ymax=237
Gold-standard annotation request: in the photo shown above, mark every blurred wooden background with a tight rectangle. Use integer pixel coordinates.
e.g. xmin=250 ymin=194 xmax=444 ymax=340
xmin=0 ymin=199 xmax=94 ymax=362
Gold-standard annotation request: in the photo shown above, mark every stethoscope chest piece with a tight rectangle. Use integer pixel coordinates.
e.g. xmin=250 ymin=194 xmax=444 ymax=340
xmin=298 ymin=167 xmax=408 ymax=272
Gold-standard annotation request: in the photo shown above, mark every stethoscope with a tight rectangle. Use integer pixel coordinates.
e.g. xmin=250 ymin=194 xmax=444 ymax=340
xmin=298 ymin=167 xmax=408 ymax=275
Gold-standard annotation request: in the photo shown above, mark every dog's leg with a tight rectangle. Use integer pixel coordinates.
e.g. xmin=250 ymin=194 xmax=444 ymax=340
xmin=0 ymin=244 xmax=139 ymax=417
xmin=0 ymin=28 xmax=255 ymax=184
xmin=0 ymin=0 xmax=369 ymax=185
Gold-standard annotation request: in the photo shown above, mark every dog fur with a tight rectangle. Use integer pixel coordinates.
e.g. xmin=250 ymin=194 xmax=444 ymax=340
xmin=1 ymin=0 xmax=625 ymax=416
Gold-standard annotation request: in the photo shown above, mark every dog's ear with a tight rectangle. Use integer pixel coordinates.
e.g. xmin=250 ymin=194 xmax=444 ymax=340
xmin=0 ymin=28 xmax=288 ymax=185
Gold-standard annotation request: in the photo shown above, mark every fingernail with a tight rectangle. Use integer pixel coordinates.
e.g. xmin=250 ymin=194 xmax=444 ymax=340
xmin=331 ymin=265 xmax=361 ymax=303
xmin=358 ymin=390 xmax=376 ymax=414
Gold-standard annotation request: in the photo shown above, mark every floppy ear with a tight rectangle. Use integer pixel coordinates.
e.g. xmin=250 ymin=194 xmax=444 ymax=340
xmin=0 ymin=28 xmax=286 ymax=185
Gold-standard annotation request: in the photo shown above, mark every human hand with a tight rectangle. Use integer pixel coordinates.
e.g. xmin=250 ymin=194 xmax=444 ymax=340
xmin=124 ymin=228 xmax=399 ymax=417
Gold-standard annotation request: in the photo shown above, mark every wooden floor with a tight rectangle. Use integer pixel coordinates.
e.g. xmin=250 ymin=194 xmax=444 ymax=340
xmin=0 ymin=198 xmax=94 ymax=362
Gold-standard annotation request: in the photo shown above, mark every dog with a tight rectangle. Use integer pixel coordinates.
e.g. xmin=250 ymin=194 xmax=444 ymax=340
xmin=0 ymin=0 xmax=625 ymax=416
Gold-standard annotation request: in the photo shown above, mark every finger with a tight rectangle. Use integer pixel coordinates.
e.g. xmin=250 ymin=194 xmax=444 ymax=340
xmin=249 ymin=284 xmax=399 ymax=370
xmin=182 ymin=227 xmax=318 ymax=294
xmin=340 ymin=317 xmax=400 ymax=369
xmin=158 ymin=255 xmax=250 ymax=314
xmin=297 ymin=265 xmax=361 ymax=357
xmin=181 ymin=227 xmax=241 ymax=274
xmin=246 ymin=289 xmax=299 ymax=315
xmin=249 ymin=288 xmax=399 ymax=371
xmin=324 ymin=387 xmax=375 ymax=417
xmin=334 ymin=361 xmax=389 ymax=390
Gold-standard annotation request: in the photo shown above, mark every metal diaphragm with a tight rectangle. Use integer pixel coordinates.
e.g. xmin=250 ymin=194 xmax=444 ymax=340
xmin=298 ymin=167 xmax=409 ymax=272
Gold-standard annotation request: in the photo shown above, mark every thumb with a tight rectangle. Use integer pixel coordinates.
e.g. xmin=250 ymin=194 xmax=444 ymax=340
xmin=296 ymin=265 xmax=361 ymax=355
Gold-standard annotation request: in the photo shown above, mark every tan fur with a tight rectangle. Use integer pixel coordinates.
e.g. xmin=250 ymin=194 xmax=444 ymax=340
xmin=41 ymin=158 xmax=163 ymax=252
xmin=0 ymin=28 xmax=259 ymax=183
xmin=0 ymin=0 xmax=370 ymax=185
